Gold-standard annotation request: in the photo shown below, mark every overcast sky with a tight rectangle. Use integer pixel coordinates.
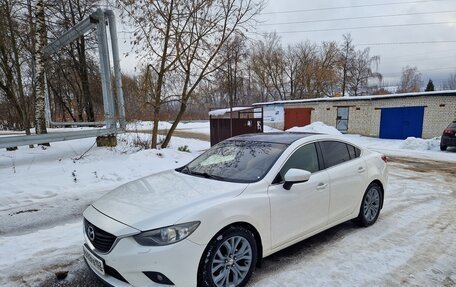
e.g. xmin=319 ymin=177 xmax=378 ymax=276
xmin=116 ymin=0 xmax=456 ymax=88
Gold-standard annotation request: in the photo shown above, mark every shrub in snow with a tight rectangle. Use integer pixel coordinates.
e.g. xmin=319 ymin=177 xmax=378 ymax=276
xmin=399 ymin=137 xmax=441 ymax=151
xmin=178 ymin=145 xmax=190 ymax=152
xmin=286 ymin=121 xmax=342 ymax=135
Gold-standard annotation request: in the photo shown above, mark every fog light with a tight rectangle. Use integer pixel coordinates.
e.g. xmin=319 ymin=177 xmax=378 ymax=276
xmin=143 ymin=271 xmax=174 ymax=285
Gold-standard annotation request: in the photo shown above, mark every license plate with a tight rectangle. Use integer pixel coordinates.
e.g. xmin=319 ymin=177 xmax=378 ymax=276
xmin=83 ymin=244 xmax=105 ymax=275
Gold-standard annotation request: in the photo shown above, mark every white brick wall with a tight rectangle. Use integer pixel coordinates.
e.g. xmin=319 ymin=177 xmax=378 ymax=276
xmin=264 ymin=95 xmax=456 ymax=138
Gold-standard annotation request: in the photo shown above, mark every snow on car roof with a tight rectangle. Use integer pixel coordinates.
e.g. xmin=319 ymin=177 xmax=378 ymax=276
xmin=229 ymin=132 xmax=319 ymax=144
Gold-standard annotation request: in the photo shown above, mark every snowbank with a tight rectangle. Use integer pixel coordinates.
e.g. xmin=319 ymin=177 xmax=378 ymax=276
xmin=286 ymin=122 xmax=342 ymax=135
xmin=126 ymin=121 xmax=172 ymax=131
xmin=0 ymin=133 xmax=209 ymax=211
xmin=399 ymin=137 xmax=441 ymax=151
xmin=126 ymin=121 xmax=210 ymax=134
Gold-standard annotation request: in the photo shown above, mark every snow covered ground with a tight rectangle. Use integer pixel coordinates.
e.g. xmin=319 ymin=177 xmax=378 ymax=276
xmin=0 ymin=132 xmax=209 ymax=286
xmin=1 ymin=121 xmax=455 ymax=287
xmin=126 ymin=120 xmax=211 ymax=135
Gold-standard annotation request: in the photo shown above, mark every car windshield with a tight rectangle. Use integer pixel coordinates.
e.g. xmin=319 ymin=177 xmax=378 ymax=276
xmin=177 ymin=140 xmax=288 ymax=183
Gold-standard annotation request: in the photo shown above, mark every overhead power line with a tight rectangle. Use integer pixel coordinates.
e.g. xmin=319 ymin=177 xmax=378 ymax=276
xmin=381 ymin=54 xmax=456 ymax=63
xmin=260 ymin=0 xmax=449 ymax=15
xmin=260 ymin=11 xmax=456 ymax=26
xmin=265 ymin=21 xmax=456 ymax=34
xmin=356 ymin=40 xmax=456 ymax=46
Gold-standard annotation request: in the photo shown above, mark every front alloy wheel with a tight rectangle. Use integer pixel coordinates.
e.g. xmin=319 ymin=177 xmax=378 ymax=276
xmin=356 ymin=183 xmax=382 ymax=227
xmin=199 ymin=226 xmax=257 ymax=287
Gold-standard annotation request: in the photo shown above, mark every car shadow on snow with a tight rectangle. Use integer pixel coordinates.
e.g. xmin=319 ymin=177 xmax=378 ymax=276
xmin=249 ymin=221 xmax=358 ymax=284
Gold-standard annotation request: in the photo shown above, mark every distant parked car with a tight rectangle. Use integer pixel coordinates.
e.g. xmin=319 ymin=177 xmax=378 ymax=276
xmin=82 ymin=133 xmax=388 ymax=287
xmin=440 ymin=121 xmax=456 ymax=151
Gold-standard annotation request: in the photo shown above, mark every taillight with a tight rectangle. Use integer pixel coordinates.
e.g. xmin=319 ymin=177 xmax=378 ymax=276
xmin=381 ymin=155 xmax=388 ymax=163
xmin=443 ymin=129 xmax=455 ymax=135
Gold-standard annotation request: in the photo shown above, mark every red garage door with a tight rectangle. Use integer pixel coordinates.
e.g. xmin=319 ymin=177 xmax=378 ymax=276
xmin=284 ymin=108 xmax=312 ymax=130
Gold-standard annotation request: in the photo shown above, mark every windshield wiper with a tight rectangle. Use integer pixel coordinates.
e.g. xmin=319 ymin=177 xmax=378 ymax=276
xmin=190 ymin=171 xmax=225 ymax=181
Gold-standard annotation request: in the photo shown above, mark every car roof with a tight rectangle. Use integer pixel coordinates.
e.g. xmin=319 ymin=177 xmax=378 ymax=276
xmin=228 ymin=132 xmax=320 ymax=144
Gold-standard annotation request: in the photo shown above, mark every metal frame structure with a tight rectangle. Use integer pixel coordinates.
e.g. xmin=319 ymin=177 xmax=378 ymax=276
xmin=0 ymin=9 xmax=125 ymax=149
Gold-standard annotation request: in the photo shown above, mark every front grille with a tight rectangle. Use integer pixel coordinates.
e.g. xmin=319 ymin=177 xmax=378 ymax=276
xmin=84 ymin=219 xmax=117 ymax=253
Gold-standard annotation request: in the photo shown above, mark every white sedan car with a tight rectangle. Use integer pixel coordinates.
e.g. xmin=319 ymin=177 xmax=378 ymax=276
xmin=82 ymin=133 xmax=388 ymax=287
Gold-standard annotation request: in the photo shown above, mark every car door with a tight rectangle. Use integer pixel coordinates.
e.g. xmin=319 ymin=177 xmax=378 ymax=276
xmin=319 ymin=141 xmax=367 ymax=223
xmin=268 ymin=143 xmax=330 ymax=249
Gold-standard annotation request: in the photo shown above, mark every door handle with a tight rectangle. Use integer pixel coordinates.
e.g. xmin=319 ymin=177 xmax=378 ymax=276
xmin=316 ymin=183 xmax=328 ymax=190
xmin=358 ymin=167 xmax=366 ymax=173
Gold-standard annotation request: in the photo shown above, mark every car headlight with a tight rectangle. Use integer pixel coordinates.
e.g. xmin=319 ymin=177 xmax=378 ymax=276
xmin=133 ymin=221 xmax=200 ymax=246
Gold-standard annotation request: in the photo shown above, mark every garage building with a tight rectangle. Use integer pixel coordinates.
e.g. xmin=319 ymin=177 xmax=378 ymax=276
xmin=254 ymin=90 xmax=456 ymax=139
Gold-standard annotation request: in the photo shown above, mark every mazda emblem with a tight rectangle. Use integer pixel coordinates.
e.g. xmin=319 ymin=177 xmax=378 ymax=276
xmin=87 ymin=226 xmax=95 ymax=241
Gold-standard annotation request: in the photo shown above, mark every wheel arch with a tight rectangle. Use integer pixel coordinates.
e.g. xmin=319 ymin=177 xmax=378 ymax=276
xmin=199 ymin=221 xmax=264 ymax=270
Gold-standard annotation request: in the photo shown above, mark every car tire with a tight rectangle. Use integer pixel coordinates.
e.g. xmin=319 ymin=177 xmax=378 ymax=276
xmin=356 ymin=183 xmax=382 ymax=227
xmin=440 ymin=145 xmax=447 ymax=151
xmin=198 ymin=226 xmax=257 ymax=287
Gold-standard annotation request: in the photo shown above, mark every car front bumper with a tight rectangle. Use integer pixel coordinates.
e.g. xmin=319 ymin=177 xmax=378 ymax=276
xmin=83 ymin=206 xmax=206 ymax=287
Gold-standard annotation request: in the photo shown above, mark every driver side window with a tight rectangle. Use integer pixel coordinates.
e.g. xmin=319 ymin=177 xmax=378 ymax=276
xmin=274 ymin=143 xmax=320 ymax=183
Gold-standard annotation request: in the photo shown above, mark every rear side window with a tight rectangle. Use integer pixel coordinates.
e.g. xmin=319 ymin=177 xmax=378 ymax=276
xmin=274 ymin=143 xmax=319 ymax=183
xmin=449 ymin=122 xmax=456 ymax=129
xmin=319 ymin=141 xmax=351 ymax=168
xmin=347 ymin=144 xmax=361 ymax=159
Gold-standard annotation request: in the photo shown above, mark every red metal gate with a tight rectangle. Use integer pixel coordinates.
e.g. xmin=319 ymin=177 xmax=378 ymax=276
xmin=284 ymin=108 xmax=312 ymax=130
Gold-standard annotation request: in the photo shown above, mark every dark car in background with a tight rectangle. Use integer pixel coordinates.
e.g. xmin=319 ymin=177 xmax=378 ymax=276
xmin=440 ymin=121 xmax=456 ymax=151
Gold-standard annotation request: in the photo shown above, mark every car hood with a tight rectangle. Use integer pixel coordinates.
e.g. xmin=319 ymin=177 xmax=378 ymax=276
xmin=92 ymin=170 xmax=248 ymax=231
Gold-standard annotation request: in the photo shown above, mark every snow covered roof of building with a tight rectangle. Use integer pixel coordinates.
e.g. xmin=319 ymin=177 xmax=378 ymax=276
xmin=253 ymin=90 xmax=456 ymax=106
xmin=208 ymin=107 xmax=253 ymax=116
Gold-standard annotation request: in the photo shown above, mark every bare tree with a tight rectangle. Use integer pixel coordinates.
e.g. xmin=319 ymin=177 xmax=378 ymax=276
xmin=250 ymin=32 xmax=287 ymax=101
xmin=213 ymin=34 xmax=248 ymax=107
xmin=339 ymin=33 xmax=355 ymax=97
xmin=315 ymin=41 xmax=339 ymax=97
xmin=398 ymin=66 xmax=422 ymax=93
xmin=293 ymin=41 xmax=318 ymax=98
xmin=347 ymin=48 xmax=381 ymax=96
xmin=34 ymin=0 xmax=48 ymax=135
xmin=0 ymin=0 xmax=33 ymax=138
xmin=119 ymin=0 xmax=263 ymax=148
xmin=44 ymin=0 xmax=101 ymax=123
xmin=443 ymin=73 xmax=456 ymax=90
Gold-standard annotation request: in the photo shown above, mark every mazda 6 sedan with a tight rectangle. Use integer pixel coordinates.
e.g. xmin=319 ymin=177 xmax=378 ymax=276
xmin=82 ymin=132 xmax=388 ymax=287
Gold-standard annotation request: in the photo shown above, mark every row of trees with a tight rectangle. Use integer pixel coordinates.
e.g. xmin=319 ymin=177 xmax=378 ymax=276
xmin=202 ymin=32 xmax=382 ymax=107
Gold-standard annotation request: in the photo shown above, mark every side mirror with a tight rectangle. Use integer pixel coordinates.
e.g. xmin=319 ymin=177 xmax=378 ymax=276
xmin=283 ymin=169 xmax=311 ymax=190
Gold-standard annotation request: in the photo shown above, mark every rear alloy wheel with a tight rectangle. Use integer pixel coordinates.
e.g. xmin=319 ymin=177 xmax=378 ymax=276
xmin=198 ymin=226 xmax=257 ymax=287
xmin=440 ymin=145 xmax=447 ymax=151
xmin=356 ymin=183 xmax=382 ymax=227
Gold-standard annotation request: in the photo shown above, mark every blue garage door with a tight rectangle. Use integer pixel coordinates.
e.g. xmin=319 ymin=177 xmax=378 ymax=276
xmin=379 ymin=106 xmax=425 ymax=139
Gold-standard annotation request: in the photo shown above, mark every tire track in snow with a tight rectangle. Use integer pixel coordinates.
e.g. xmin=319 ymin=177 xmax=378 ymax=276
xmin=0 ymin=190 xmax=108 ymax=237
